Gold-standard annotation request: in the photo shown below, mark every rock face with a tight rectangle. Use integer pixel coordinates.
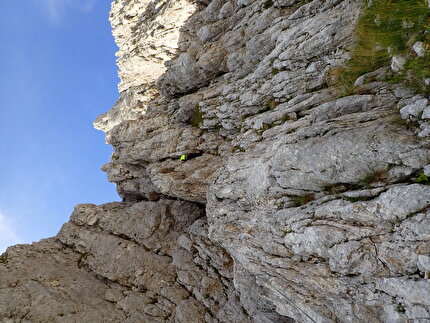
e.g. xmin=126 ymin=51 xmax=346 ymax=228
xmin=1 ymin=0 xmax=430 ymax=322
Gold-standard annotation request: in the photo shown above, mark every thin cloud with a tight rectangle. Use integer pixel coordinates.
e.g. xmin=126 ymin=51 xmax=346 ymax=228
xmin=0 ymin=211 xmax=21 ymax=254
xmin=35 ymin=0 xmax=96 ymax=23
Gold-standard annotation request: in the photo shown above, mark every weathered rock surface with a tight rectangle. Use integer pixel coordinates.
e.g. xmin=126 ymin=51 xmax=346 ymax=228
xmin=1 ymin=0 xmax=430 ymax=322
xmin=1 ymin=201 xmax=248 ymax=322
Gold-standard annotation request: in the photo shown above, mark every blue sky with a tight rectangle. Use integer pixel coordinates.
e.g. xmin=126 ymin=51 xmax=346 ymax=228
xmin=0 ymin=0 xmax=120 ymax=252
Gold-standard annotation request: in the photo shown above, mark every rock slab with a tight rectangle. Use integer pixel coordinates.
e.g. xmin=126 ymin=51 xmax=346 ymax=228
xmin=1 ymin=0 xmax=430 ymax=322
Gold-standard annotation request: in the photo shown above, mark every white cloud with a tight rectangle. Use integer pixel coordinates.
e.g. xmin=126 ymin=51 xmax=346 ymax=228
xmin=0 ymin=211 xmax=21 ymax=254
xmin=35 ymin=0 xmax=96 ymax=23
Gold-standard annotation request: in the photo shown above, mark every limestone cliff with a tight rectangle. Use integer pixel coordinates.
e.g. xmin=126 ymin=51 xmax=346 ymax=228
xmin=1 ymin=0 xmax=430 ymax=322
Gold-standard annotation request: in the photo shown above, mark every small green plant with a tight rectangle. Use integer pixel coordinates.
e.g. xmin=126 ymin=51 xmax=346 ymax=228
xmin=289 ymin=194 xmax=315 ymax=207
xmin=281 ymin=113 xmax=291 ymax=123
xmin=0 ymin=253 xmax=8 ymax=264
xmin=271 ymin=68 xmax=280 ymax=75
xmin=415 ymin=172 xmax=430 ymax=184
xmin=191 ymin=105 xmax=203 ymax=127
xmin=263 ymin=100 xmax=278 ymax=110
xmin=258 ymin=122 xmax=276 ymax=135
xmin=395 ymin=304 xmax=406 ymax=313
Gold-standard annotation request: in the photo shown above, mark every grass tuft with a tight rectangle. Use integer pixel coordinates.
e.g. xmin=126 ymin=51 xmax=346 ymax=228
xmin=281 ymin=113 xmax=291 ymax=123
xmin=264 ymin=100 xmax=278 ymax=110
xmin=359 ymin=169 xmax=389 ymax=188
xmin=332 ymin=0 xmax=430 ymax=95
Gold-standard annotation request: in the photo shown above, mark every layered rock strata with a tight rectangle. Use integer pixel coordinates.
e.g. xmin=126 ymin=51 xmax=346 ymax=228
xmin=1 ymin=0 xmax=430 ymax=322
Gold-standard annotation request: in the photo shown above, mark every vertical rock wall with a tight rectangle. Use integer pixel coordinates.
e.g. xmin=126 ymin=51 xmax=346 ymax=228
xmin=1 ymin=0 xmax=430 ymax=322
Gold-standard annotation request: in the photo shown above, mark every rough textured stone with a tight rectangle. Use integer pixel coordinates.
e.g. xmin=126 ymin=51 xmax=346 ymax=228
xmin=413 ymin=41 xmax=426 ymax=57
xmin=391 ymin=54 xmax=408 ymax=72
xmin=1 ymin=0 xmax=430 ymax=322
xmin=0 ymin=239 xmax=127 ymax=322
xmin=400 ymin=96 xmax=429 ymax=119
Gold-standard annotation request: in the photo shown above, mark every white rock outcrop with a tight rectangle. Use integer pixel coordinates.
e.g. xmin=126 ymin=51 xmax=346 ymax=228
xmin=1 ymin=0 xmax=429 ymax=322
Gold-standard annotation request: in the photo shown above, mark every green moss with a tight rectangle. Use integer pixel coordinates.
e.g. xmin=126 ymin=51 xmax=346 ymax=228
xmin=289 ymin=194 xmax=315 ymax=207
xmin=191 ymin=105 xmax=203 ymax=127
xmin=415 ymin=172 xmax=430 ymax=184
xmin=333 ymin=0 xmax=430 ymax=95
